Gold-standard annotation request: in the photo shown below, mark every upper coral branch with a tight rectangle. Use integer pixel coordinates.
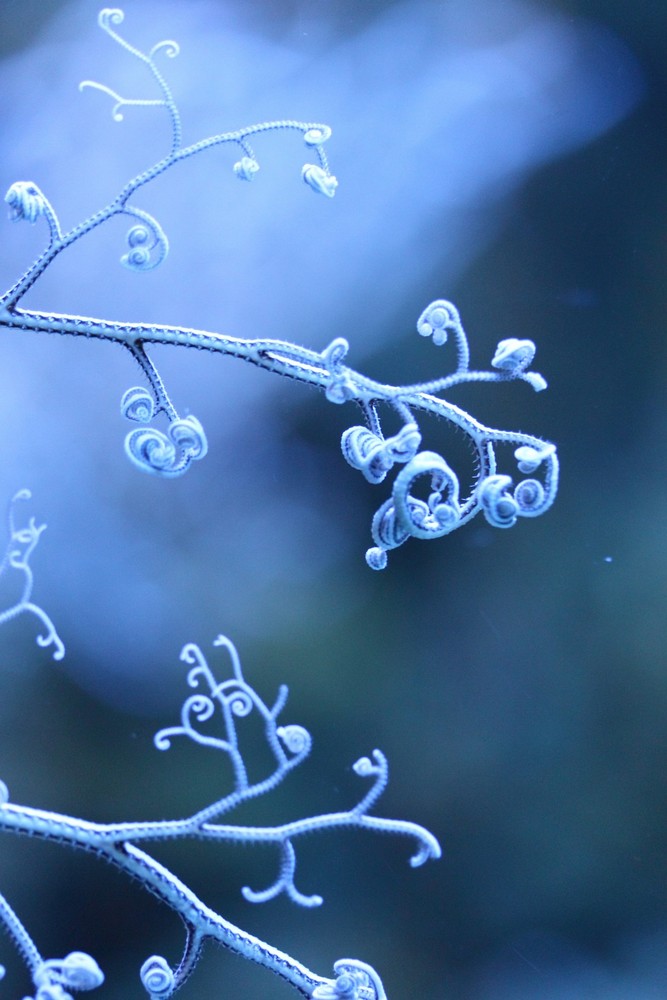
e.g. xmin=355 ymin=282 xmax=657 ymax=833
xmin=0 ymin=9 xmax=557 ymax=567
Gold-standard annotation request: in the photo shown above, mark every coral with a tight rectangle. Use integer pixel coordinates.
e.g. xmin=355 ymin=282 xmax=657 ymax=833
xmin=0 ymin=7 xmax=558 ymax=997
xmin=0 ymin=8 xmax=558 ymax=566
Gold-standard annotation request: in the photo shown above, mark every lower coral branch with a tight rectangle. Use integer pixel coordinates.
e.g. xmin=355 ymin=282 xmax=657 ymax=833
xmin=0 ymin=635 xmax=438 ymax=998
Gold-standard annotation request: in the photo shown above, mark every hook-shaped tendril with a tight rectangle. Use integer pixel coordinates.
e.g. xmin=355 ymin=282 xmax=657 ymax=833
xmin=242 ymin=839 xmax=323 ymax=907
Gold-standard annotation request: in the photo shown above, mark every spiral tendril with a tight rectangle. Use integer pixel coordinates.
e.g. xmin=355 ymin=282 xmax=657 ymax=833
xmin=124 ymin=415 xmax=207 ymax=477
xmin=277 ymin=724 xmax=312 ymax=757
xmin=514 ymin=477 xmax=546 ymax=515
xmin=302 ymin=163 xmax=338 ymax=198
xmin=34 ymin=952 xmax=104 ymax=994
xmin=478 ymin=475 xmax=519 ymax=529
xmin=233 ymin=156 xmax=260 ymax=181
xmin=140 ymin=956 xmax=174 ymax=998
xmin=492 ymin=337 xmax=536 ymax=372
xmin=120 ymin=386 xmax=154 ymax=423
xmin=149 ymin=40 xmax=180 ymax=60
xmin=5 ymin=181 xmax=46 ymax=224
xmin=341 ymin=423 xmax=421 ymax=484
xmin=303 ymin=125 xmax=332 ymax=145
xmin=312 ymin=960 xmax=387 ymax=1000
xmin=120 ymin=212 xmax=168 ymax=271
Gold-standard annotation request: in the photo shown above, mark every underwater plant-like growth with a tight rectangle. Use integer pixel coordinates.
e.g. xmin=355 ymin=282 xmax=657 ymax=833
xmin=1 ymin=8 xmax=558 ymax=569
xmin=0 ymin=615 xmax=439 ymax=1000
xmin=0 ymin=8 xmax=558 ymax=999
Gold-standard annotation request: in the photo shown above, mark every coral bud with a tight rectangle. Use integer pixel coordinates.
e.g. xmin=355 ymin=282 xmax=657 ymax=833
xmin=491 ymin=338 xmax=536 ymax=372
xmin=120 ymin=386 xmax=154 ymax=423
xmin=140 ymin=956 xmax=174 ymax=998
xmin=233 ymin=156 xmax=260 ymax=181
xmin=416 ymin=300 xmax=462 ymax=346
xmin=365 ymin=547 xmax=388 ymax=571
xmin=60 ymin=952 xmax=104 ymax=991
xmin=168 ymin=415 xmax=208 ymax=460
xmin=277 ymin=725 xmax=312 ymax=756
xmin=5 ymin=181 xmax=47 ymax=224
xmin=478 ymin=475 xmax=519 ymax=529
xmin=302 ymin=164 xmax=338 ymax=197
xmin=514 ymin=442 xmax=555 ymax=474
xmin=303 ymin=125 xmax=332 ymax=145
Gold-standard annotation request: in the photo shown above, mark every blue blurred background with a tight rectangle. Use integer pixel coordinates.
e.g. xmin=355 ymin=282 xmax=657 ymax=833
xmin=0 ymin=0 xmax=665 ymax=997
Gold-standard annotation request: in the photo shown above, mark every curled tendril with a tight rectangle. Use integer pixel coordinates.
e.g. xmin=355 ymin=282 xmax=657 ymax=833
xmin=187 ymin=693 xmax=216 ymax=724
xmin=168 ymin=416 xmax=208 ymax=460
xmin=514 ymin=441 xmax=556 ymax=474
xmin=140 ymin=956 xmax=174 ymax=999
xmin=120 ymin=386 xmax=154 ymax=423
xmin=187 ymin=694 xmax=216 ymax=723
xmin=4 ymin=181 xmax=46 ymax=224
xmin=478 ymin=472 xmax=549 ymax=528
xmin=416 ymin=299 xmax=463 ymax=347
xmin=121 ymin=213 xmax=168 ymax=271
xmin=392 ymin=451 xmax=461 ymax=539
xmin=478 ymin=474 xmax=519 ymax=528
xmin=371 ymin=498 xmax=414 ymax=552
xmin=492 ymin=337 xmax=536 ymax=372
xmin=125 ymin=415 xmax=208 ymax=477
xmin=98 ymin=8 xmax=124 ymax=30
xmin=226 ymin=686 xmax=254 ymax=718
xmin=514 ymin=477 xmax=546 ymax=515
xmin=491 ymin=337 xmax=546 ymax=390
xmin=34 ymin=953 xmax=104 ymax=994
xmin=322 ymin=338 xmax=354 ymax=403
xmin=78 ymin=78 xmax=171 ymax=123
xmin=154 ymin=692 xmax=224 ymax=751
xmin=277 ymin=724 xmax=312 ymax=758
xmin=303 ymin=125 xmax=332 ymax=145
xmin=302 ymin=163 xmax=338 ymax=198
xmin=233 ymin=156 xmax=260 ymax=181
xmin=352 ymin=757 xmax=377 ymax=778
xmin=125 ymin=427 xmax=176 ymax=474
xmin=322 ymin=338 xmax=348 ymax=370
xmin=4 ymin=181 xmax=62 ymax=245
xmin=365 ymin=547 xmax=388 ymax=571
xmin=242 ymin=839 xmax=323 ymax=908
xmin=58 ymin=953 xmax=104 ymax=991
xmin=312 ymin=960 xmax=387 ymax=1000
xmin=367 ymin=452 xmax=460 ymax=568
xmin=341 ymin=422 xmax=421 ymax=484
xmin=78 ymin=81 xmax=128 ymax=122
xmin=149 ymin=40 xmax=180 ymax=60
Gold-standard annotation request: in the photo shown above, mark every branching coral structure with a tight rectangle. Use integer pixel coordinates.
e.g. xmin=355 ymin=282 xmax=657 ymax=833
xmin=0 ymin=8 xmax=558 ymax=568
xmin=0 ymin=633 xmax=440 ymax=999
xmin=0 ymin=491 xmax=64 ymax=661
xmin=0 ymin=6 xmax=562 ymax=998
